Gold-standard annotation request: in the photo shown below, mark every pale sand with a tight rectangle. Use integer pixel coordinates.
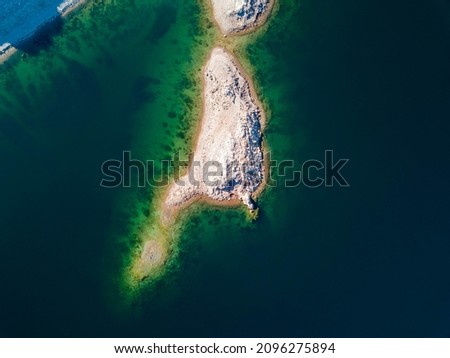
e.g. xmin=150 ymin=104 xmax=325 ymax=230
xmin=134 ymin=239 xmax=166 ymax=279
xmin=210 ymin=0 xmax=275 ymax=36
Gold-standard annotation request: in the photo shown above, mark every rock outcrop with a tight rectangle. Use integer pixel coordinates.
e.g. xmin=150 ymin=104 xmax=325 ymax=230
xmin=211 ymin=0 xmax=273 ymax=35
xmin=165 ymin=47 xmax=264 ymax=216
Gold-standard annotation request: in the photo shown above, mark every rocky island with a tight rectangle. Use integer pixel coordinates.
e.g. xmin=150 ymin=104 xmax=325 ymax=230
xmin=164 ymin=46 xmax=265 ymax=221
xmin=134 ymin=46 xmax=266 ymax=279
xmin=133 ymin=0 xmax=275 ymax=280
xmin=210 ymin=0 xmax=274 ymax=35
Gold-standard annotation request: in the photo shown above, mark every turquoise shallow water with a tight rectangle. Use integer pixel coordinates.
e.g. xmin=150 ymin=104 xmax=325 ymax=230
xmin=0 ymin=0 xmax=450 ymax=337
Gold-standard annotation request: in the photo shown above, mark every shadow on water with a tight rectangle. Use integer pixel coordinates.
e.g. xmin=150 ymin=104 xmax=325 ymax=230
xmin=12 ymin=16 xmax=64 ymax=56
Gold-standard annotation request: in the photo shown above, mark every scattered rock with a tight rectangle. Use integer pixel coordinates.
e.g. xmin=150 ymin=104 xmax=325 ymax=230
xmin=210 ymin=0 xmax=273 ymax=35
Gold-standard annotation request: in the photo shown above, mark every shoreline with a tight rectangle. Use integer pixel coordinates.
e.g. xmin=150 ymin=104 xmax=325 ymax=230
xmin=0 ymin=45 xmax=18 ymax=65
xmin=0 ymin=0 xmax=87 ymax=66
xmin=59 ymin=0 xmax=86 ymax=17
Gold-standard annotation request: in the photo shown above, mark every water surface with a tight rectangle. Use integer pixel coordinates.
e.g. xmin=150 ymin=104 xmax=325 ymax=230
xmin=0 ymin=0 xmax=449 ymax=337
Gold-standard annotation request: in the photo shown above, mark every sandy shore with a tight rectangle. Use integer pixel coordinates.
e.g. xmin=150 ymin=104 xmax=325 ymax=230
xmin=210 ymin=0 xmax=275 ymax=36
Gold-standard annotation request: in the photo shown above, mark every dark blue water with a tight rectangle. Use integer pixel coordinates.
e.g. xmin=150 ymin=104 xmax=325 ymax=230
xmin=241 ymin=0 xmax=450 ymax=337
xmin=0 ymin=0 xmax=449 ymax=338
xmin=0 ymin=0 xmax=62 ymax=44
